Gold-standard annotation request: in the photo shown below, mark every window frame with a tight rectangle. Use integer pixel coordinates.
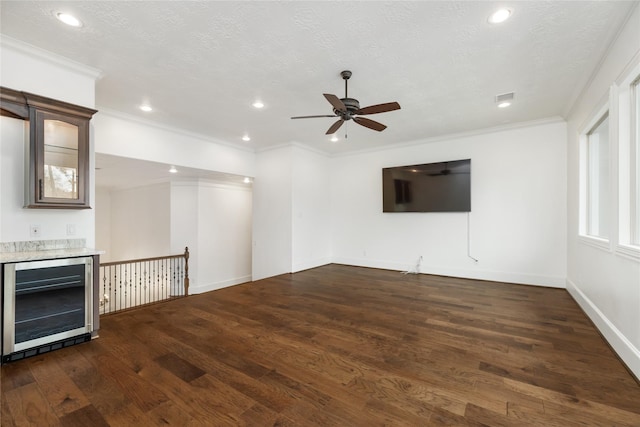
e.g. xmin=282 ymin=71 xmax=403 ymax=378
xmin=630 ymin=76 xmax=640 ymax=246
xmin=614 ymin=60 xmax=640 ymax=261
xmin=579 ymin=100 xmax=613 ymax=252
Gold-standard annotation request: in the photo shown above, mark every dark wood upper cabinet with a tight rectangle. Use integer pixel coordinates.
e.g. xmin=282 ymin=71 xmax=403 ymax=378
xmin=0 ymin=87 xmax=98 ymax=209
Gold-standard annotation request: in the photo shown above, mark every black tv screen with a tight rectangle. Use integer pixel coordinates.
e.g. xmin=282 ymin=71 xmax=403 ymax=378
xmin=382 ymin=159 xmax=471 ymax=212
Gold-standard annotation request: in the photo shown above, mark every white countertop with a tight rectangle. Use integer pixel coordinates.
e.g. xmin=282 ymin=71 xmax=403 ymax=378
xmin=0 ymin=248 xmax=105 ymax=263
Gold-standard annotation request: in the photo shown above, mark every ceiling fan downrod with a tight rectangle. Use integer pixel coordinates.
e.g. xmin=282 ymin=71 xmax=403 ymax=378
xmin=341 ymin=70 xmax=352 ymax=98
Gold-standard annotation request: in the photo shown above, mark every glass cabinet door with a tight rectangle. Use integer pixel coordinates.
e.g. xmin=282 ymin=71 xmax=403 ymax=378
xmin=43 ymin=119 xmax=80 ymax=200
xmin=28 ymin=108 xmax=91 ymax=208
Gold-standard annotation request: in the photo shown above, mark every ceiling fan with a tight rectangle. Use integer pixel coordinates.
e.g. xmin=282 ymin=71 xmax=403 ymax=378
xmin=291 ymin=70 xmax=401 ymax=135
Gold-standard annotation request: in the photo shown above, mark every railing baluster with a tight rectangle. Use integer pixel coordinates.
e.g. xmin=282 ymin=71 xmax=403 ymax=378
xmin=98 ymin=247 xmax=189 ymax=315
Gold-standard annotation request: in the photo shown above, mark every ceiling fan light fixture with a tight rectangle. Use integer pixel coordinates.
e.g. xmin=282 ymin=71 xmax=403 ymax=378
xmin=252 ymin=100 xmax=264 ymax=109
xmin=330 ymin=136 xmax=339 ymax=142
xmin=242 ymin=135 xmax=251 ymax=141
xmin=488 ymin=8 xmax=512 ymax=24
xmin=139 ymin=104 xmax=153 ymax=112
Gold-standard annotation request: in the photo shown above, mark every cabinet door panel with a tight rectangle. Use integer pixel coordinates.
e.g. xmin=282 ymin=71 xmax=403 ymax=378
xmin=28 ymin=109 xmax=90 ymax=208
xmin=43 ymin=119 xmax=80 ymax=200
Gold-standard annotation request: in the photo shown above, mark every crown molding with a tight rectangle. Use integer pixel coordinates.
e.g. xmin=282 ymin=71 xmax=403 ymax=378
xmin=332 ymin=116 xmax=566 ymax=158
xmin=95 ymin=108 xmax=255 ymax=154
xmin=0 ymin=35 xmax=102 ymax=80
xmin=563 ymin=1 xmax=640 ymax=119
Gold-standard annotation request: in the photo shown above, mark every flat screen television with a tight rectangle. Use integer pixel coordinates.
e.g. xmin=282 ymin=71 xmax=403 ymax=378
xmin=382 ymin=159 xmax=471 ymax=212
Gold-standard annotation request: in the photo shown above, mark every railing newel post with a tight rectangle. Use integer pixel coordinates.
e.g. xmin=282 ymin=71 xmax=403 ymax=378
xmin=184 ymin=246 xmax=190 ymax=296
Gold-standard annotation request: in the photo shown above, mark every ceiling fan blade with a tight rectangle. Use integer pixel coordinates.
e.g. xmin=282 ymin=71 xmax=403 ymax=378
xmin=291 ymin=115 xmax=336 ymax=119
xmin=353 ymin=116 xmax=387 ymax=132
xmin=324 ymin=93 xmax=347 ymax=112
xmin=325 ymin=119 xmax=344 ymax=135
xmin=356 ymin=102 xmax=401 ymax=115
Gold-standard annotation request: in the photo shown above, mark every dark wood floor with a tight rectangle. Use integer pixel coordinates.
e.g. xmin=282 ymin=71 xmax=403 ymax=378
xmin=2 ymin=264 xmax=639 ymax=426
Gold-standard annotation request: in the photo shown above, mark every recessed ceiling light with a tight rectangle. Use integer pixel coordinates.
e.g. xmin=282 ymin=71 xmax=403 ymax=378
xmin=139 ymin=105 xmax=153 ymax=112
xmin=497 ymin=101 xmax=511 ymax=108
xmin=488 ymin=8 xmax=512 ymax=24
xmin=242 ymin=135 xmax=251 ymax=142
xmin=252 ymin=101 xmax=264 ymax=109
xmin=169 ymin=166 xmax=178 ymax=174
xmin=56 ymin=12 xmax=82 ymax=27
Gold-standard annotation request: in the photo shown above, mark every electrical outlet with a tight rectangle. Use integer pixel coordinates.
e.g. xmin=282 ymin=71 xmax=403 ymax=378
xmin=66 ymin=224 xmax=76 ymax=236
xmin=30 ymin=224 xmax=41 ymax=237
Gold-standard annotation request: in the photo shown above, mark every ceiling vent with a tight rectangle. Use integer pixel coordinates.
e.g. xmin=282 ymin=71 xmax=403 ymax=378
xmin=495 ymin=92 xmax=515 ymax=103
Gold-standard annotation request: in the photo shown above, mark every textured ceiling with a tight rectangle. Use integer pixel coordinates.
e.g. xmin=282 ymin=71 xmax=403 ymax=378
xmin=0 ymin=1 xmax=636 ymax=157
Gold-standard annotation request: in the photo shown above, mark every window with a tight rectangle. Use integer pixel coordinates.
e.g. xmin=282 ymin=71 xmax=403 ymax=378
xmin=585 ymin=113 xmax=610 ymax=240
xmin=616 ymin=66 xmax=640 ymax=258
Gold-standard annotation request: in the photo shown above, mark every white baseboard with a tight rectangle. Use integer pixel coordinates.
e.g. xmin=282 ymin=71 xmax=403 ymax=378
xmin=566 ymin=278 xmax=640 ymax=380
xmin=330 ymin=257 xmax=565 ymax=288
xmin=292 ymin=257 xmax=332 ymax=273
xmin=189 ymin=275 xmax=252 ymax=294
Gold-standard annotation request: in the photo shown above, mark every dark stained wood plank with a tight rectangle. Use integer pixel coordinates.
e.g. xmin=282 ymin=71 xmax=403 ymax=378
xmin=58 ymin=404 xmax=110 ymax=427
xmin=237 ymin=403 xmax=281 ymax=426
xmin=464 ymin=402 xmax=542 ymax=427
xmin=116 ymin=312 xmax=298 ymax=414
xmin=1 ymin=395 xmax=18 ymax=427
xmin=91 ymin=351 xmax=169 ymax=413
xmin=1 ymin=264 xmax=639 ymax=426
xmin=27 ymin=354 xmax=92 ymax=417
xmin=146 ymin=400 xmax=210 ymax=427
xmin=155 ymin=352 xmax=206 ymax=383
xmin=3 ymin=382 xmax=61 ymax=426
xmin=0 ymin=360 xmax=35 ymax=392
xmin=55 ymin=346 xmax=158 ymax=425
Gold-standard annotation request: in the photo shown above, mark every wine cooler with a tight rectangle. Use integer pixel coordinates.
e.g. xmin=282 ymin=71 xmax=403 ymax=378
xmin=2 ymin=256 xmax=93 ymax=363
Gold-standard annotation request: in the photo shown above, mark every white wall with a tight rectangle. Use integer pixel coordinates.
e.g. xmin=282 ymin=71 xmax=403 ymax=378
xmin=0 ymin=39 xmax=99 ymax=246
xmin=252 ymin=144 xmax=333 ymax=280
xmin=196 ymin=181 xmax=252 ymax=292
xmin=331 ymin=120 xmax=567 ymax=287
xmin=0 ymin=37 xmax=98 ymax=108
xmin=98 ymin=179 xmax=252 ymax=294
xmin=291 ymin=146 xmax=332 ymax=272
xmin=93 ymin=112 xmax=255 ymax=178
xmin=170 ymin=181 xmax=200 ymax=289
xmin=252 ymin=146 xmax=293 ymax=281
xmin=107 ymin=183 xmax=171 ymax=261
xmin=0 ymin=117 xmax=95 ymax=242
xmin=95 ymin=187 xmax=112 ymax=261
xmin=566 ymin=4 xmax=640 ymax=378
xmin=92 ymin=101 xmax=258 ymax=294
xmin=168 ymin=179 xmax=253 ymax=294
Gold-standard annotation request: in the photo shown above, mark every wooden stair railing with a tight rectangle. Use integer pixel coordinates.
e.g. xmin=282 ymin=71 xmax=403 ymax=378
xmin=99 ymin=247 xmax=189 ymax=315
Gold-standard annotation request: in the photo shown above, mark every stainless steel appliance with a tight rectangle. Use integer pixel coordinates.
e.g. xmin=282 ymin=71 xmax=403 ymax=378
xmin=2 ymin=256 xmax=93 ymax=362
